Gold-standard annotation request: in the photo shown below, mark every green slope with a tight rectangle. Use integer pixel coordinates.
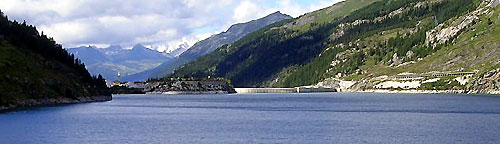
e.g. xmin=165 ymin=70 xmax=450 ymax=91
xmin=172 ymin=0 xmax=499 ymax=92
xmin=402 ymin=7 xmax=500 ymax=73
xmin=170 ymin=0 xmax=382 ymax=87
xmin=283 ymin=0 xmax=482 ymax=87
xmin=292 ymin=0 xmax=500 ymax=92
xmin=0 ymin=11 xmax=111 ymax=110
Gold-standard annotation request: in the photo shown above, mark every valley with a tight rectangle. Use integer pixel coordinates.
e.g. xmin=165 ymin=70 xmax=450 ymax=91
xmin=2 ymin=1 xmax=500 ymax=143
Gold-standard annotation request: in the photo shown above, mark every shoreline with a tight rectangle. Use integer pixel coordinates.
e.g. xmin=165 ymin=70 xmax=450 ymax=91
xmin=346 ymin=89 xmax=500 ymax=95
xmin=0 ymin=95 xmax=112 ymax=113
xmin=352 ymin=89 xmax=466 ymax=94
xmin=146 ymin=89 xmax=500 ymax=95
xmin=147 ymin=91 xmax=231 ymax=95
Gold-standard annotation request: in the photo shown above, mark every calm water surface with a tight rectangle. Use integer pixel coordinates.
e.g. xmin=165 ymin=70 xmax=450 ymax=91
xmin=1 ymin=93 xmax=500 ymax=144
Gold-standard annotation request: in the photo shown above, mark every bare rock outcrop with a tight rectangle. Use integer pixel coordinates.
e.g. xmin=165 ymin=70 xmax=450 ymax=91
xmin=147 ymin=80 xmax=236 ymax=94
xmin=467 ymin=69 xmax=500 ymax=94
xmin=426 ymin=0 xmax=494 ymax=48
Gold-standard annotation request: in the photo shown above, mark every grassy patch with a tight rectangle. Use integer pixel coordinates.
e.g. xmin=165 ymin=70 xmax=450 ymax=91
xmin=419 ymin=77 xmax=464 ymax=90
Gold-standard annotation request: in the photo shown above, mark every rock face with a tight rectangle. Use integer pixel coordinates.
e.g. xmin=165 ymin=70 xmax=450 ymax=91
xmin=425 ymin=0 xmax=493 ymax=48
xmin=316 ymin=78 xmax=356 ymax=91
xmin=124 ymin=11 xmax=292 ymax=82
xmin=467 ymin=69 xmax=500 ymax=94
xmin=147 ymin=80 xmax=236 ymax=94
xmin=488 ymin=0 xmax=500 ymax=7
xmin=111 ymin=86 xmax=146 ymax=94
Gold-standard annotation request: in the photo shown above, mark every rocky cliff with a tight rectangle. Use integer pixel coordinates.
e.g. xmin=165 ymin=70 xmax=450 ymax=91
xmin=147 ymin=80 xmax=236 ymax=94
xmin=467 ymin=69 xmax=500 ymax=94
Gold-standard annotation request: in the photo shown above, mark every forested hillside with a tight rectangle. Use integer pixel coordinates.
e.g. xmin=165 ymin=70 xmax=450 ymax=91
xmin=282 ymin=0 xmax=481 ymax=87
xmin=0 ymin=11 xmax=111 ymax=111
xmin=171 ymin=0 xmax=500 ymax=93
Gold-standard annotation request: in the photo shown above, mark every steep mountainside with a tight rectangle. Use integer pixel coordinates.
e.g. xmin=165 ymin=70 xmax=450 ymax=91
xmin=172 ymin=0 xmax=500 ymax=94
xmin=171 ymin=0 xmax=381 ymax=87
xmin=68 ymin=44 xmax=172 ymax=81
xmin=180 ymin=11 xmax=293 ymax=60
xmin=122 ymin=11 xmax=292 ymax=82
xmin=0 ymin=11 xmax=111 ymax=111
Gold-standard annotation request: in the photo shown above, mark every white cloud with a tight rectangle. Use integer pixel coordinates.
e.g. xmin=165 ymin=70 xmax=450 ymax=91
xmin=0 ymin=0 xmax=342 ymax=52
xmin=277 ymin=0 xmax=344 ymax=17
xmin=39 ymin=20 xmax=92 ymax=44
xmin=233 ymin=1 xmax=276 ymax=24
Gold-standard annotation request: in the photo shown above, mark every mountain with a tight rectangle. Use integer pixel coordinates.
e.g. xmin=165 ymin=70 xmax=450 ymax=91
xmin=166 ymin=42 xmax=190 ymax=57
xmin=67 ymin=44 xmax=172 ymax=81
xmin=180 ymin=11 xmax=293 ymax=60
xmin=171 ymin=0 xmax=500 ymax=94
xmin=0 ymin=11 xmax=111 ymax=111
xmin=66 ymin=46 xmax=109 ymax=65
xmin=110 ymin=44 xmax=170 ymax=62
xmin=122 ymin=11 xmax=293 ymax=82
xmin=170 ymin=0 xmax=380 ymax=86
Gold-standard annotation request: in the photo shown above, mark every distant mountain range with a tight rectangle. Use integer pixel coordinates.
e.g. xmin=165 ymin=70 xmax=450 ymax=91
xmin=122 ymin=11 xmax=292 ymax=81
xmin=67 ymin=44 xmax=173 ymax=81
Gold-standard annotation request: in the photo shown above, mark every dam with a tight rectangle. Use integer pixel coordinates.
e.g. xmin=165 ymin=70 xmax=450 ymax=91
xmin=234 ymin=87 xmax=336 ymax=94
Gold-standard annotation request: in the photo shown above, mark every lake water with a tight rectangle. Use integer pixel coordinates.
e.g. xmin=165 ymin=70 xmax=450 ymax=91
xmin=1 ymin=93 xmax=500 ymax=144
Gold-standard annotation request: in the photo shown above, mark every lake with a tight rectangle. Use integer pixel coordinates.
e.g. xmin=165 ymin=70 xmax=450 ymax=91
xmin=1 ymin=93 xmax=500 ymax=143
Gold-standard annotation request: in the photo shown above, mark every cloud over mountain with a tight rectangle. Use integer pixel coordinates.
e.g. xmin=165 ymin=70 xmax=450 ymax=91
xmin=0 ymin=0 xmax=342 ymax=52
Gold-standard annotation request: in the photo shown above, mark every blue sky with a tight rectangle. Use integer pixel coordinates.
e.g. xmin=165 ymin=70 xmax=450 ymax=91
xmin=0 ymin=0 xmax=343 ymax=52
